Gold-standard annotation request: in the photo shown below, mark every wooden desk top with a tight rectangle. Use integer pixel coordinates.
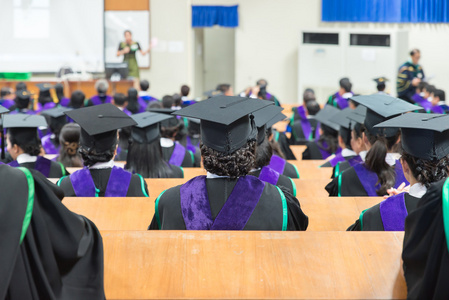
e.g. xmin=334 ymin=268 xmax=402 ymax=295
xmin=63 ymin=196 xmax=382 ymax=231
xmin=101 ymin=230 xmax=406 ymax=299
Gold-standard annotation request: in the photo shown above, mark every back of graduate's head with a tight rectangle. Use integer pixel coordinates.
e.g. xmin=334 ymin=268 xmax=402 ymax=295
xmin=160 ymin=118 xmax=183 ymax=139
xmin=14 ymin=91 xmax=31 ymax=109
xmin=161 ymin=95 xmax=174 ymax=108
xmin=58 ymin=123 xmax=83 ymax=168
xmin=303 ymin=88 xmax=315 ymax=103
xmin=79 ymin=129 xmax=118 ymax=167
xmin=140 ymin=79 xmax=149 ymax=91
xmin=256 ymin=79 xmax=268 ymax=87
xmin=126 ymin=137 xmax=170 ymax=178
xmin=339 ymin=78 xmax=352 ymax=93
xmin=69 ymin=90 xmax=85 ymax=108
xmin=417 ymin=81 xmax=428 ymax=93
xmin=113 ymin=93 xmax=127 ymax=107
xmin=424 ymin=84 xmax=436 ymax=98
xmin=15 ymin=82 xmax=27 ymax=92
xmin=318 ymin=123 xmax=339 ymax=153
xmin=95 ymin=79 xmax=109 ymax=95
xmin=306 ymin=100 xmax=321 ymax=116
xmin=54 ymin=83 xmax=64 ymax=100
xmin=126 ymin=88 xmax=139 ymax=113
xmin=181 ymin=85 xmax=190 ymax=97
xmin=1 ymin=87 xmax=12 ymax=98
xmin=7 ymin=128 xmax=41 ymax=158
xmin=173 ymin=93 xmax=182 ymax=107
xmin=338 ymin=127 xmax=352 ymax=150
xmin=433 ymin=89 xmax=445 ymax=101
xmin=216 ymin=84 xmax=233 ymax=96
xmin=377 ymin=83 xmax=386 ymax=92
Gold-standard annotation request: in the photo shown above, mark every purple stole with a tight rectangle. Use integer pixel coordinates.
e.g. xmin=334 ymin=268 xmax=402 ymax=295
xmin=10 ymin=109 xmax=35 ymax=115
xmin=411 ymin=93 xmax=425 ymax=104
xmin=347 ymin=155 xmax=363 ymax=167
xmin=268 ymin=155 xmax=286 ymax=174
xmin=329 ymin=153 xmax=345 ymax=167
xmin=186 ymin=136 xmax=199 ymax=153
xmin=334 ymin=92 xmax=349 ymax=109
xmin=353 ymin=160 xmax=409 ymax=196
xmin=169 ymin=142 xmax=186 ymax=166
xmin=419 ymin=101 xmax=432 ymax=112
xmin=297 ymin=106 xmax=307 ymax=119
xmin=431 ymin=105 xmax=444 ymax=114
xmin=259 ymin=166 xmax=280 ymax=185
xmin=379 ymin=193 xmax=408 ymax=231
xmin=0 ymin=99 xmax=14 ymax=109
xmin=90 ymin=95 xmax=112 ymax=106
xmin=36 ymin=102 xmax=56 ymax=113
xmin=59 ymin=97 xmax=70 ymax=107
xmin=180 ymin=176 xmax=265 ymax=230
xmin=137 ymin=98 xmax=147 ymax=113
xmin=123 ymin=108 xmax=132 ymax=116
xmin=70 ymin=166 xmax=132 ymax=197
xmin=9 ymin=156 xmax=52 ymax=177
xmin=318 ymin=141 xmax=333 ymax=160
xmin=41 ymin=134 xmax=59 ymax=154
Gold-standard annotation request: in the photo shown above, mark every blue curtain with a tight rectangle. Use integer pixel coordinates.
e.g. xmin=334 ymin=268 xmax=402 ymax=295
xmin=322 ymin=0 xmax=449 ymax=23
xmin=192 ymin=5 xmax=239 ymax=27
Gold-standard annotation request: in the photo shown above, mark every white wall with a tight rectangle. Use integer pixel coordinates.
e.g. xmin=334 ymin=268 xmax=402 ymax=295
xmin=142 ymin=0 xmax=449 ymax=103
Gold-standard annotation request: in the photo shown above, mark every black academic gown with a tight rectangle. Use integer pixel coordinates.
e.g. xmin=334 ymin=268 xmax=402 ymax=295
xmin=320 ymin=155 xmax=357 ymax=168
xmin=272 ymin=129 xmax=296 ymax=160
xmin=17 ymin=158 xmax=68 ymax=178
xmin=161 ymin=144 xmax=201 ymax=168
xmin=250 ymin=168 xmax=297 ymax=197
xmin=148 ymin=176 xmax=308 ymax=231
xmin=331 ymin=160 xmax=351 ymax=178
xmin=58 ymin=168 xmax=148 ymax=197
xmin=302 ymin=141 xmax=327 ymax=160
xmin=347 ymin=193 xmax=420 ymax=231
xmin=289 ymin=119 xmax=319 ymax=146
xmin=0 ymin=165 xmax=105 ymax=299
xmin=402 ymin=179 xmax=449 ymax=300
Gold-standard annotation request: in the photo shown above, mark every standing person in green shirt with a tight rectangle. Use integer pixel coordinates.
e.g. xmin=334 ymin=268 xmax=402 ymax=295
xmin=116 ymin=30 xmax=150 ymax=79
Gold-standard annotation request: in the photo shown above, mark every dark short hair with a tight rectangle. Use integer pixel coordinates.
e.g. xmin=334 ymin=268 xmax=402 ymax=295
xmin=216 ymin=84 xmax=231 ymax=93
xmin=434 ymin=89 xmax=445 ymax=101
xmin=124 ymin=30 xmax=132 ymax=35
xmin=69 ymin=90 xmax=85 ymax=108
xmin=256 ymin=79 xmax=268 ymax=86
xmin=113 ymin=93 xmax=127 ymax=106
xmin=181 ymin=85 xmax=190 ymax=96
xmin=306 ymin=100 xmax=321 ymax=116
xmin=1 ymin=87 xmax=11 ymax=98
xmin=161 ymin=95 xmax=174 ymax=108
xmin=140 ymin=80 xmax=149 ymax=91
xmin=303 ymin=88 xmax=315 ymax=103
xmin=339 ymin=78 xmax=352 ymax=92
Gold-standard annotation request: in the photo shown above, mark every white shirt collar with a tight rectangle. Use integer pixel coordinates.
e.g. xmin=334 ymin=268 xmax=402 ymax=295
xmin=341 ymin=148 xmax=357 ymax=157
xmin=138 ymin=91 xmax=148 ymax=97
xmin=89 ymin=160 xmax=115 ymax=169
xmin=342 ymin=92 xmax=353 ymax=99
xmin=359 ymin=150 xmax=368 ymax=162
xmin=386 ymin=153 xmax=397 ymax=166
xmin=17 ymin=153 xmax=37 ymax=164
xmin=160 ymin=138 xmax=174 ymax=148
xmin=181 ymin=96 xmax=189 ymax=101
xmin=206 ymin=171 xmax=229 ymax=179
xmin=171 ymin=106 xmax=182 ymax=110
xmin=409 ymin=183 xmax=427 ymax=198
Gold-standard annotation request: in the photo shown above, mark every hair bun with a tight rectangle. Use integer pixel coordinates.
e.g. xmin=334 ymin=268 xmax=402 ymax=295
xmin=65 ymin=142 xmax=78 ymax=156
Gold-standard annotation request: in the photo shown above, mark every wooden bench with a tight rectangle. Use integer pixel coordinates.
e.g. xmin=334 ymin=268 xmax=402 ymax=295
xmin=290 ymin=145 xmax=307 ymax=160
xmin=63 ymin=196 xmax=382 ymax=231
xmin=101 ymin=230 xmax=406 ymax=299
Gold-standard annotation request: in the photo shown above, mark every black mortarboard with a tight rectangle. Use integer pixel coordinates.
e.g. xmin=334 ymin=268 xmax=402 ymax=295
xmin=15 ymin=90 xmax=31 ymax=101
xmin=330 ymin=108 xmax=353 ymax=129
xmin=41 ymin=107 xmax=72 ymax=133
xmin=266 ymin=113 xmax=287 ymax=129
xmin=314 ymin=106 xmax=340 ymax=131
xmin=64 ymin=103 xmax=137 ymax=153
xmin=36 ymin=83 xmax=53 ymax=93
xmin=373 ymin=77 xmax=388 ymax=84
xmin=187 ymin=118 xmax=201 ymax=133
xmin=131 ymin=112 xmax=174 ymax=144
xmin=0 ymin=105 xmax=9 ymax=159
xmin=346 ymin=105 xmax=367 ymax=125
xmin=173 ymin=96 xmax=272 ymax=154
xmin=376 ymin=113 xmax=449 ymax=160
xmin=41 ymin=106 xmax=72 ymax=119
xmin=3 ymin=114 xmax=48 ymax=149
xmin=146 ymin=108 xmax=179 ymax=128
xmin=253 ymin=105 xmax=284 ymax=144
xmin=350 ymin=94 xmax=417 ymax=137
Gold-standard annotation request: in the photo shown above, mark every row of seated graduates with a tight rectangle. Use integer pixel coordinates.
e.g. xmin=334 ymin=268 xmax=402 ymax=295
xmin=1 ymin=89 xmax=449 ymax=299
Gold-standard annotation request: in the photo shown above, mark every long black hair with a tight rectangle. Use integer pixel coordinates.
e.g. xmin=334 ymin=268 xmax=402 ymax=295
xmin=127 ymin=88 xmax=140 ymax=114
xmin=54 ymin=83 xmax=65 ymax=101
xmin=125 ymin=139 xmax=175 ymax=178
xmin=58 ymin=123 xmax=83 ymax=168
xmin=364 ymin=130 xmax=401 ymax=196
xmin=317 ymin=124 xmax=338 ymax=154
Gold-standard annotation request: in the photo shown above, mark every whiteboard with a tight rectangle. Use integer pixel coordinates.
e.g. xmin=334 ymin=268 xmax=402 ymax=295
xmin=105 ymin=11 xmax=150 ymax=68
xmin=0 ymin=0 xmax=104 ymax=73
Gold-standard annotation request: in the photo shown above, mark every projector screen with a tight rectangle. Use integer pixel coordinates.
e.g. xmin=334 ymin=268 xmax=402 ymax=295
xmin=0 ymin=0 xmax=104 ymax=73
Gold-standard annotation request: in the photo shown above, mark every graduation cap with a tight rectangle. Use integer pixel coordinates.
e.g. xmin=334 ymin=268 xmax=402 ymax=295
xmin=373 ymin=77 xmax=388 ymax=84
xmin=350 ymin=94 xmax=417 ymax=137
xmin=267 ymin=113 xmax=287 ymax=129
xmin=36 ymin=83 xmax=53 ymax=93
xmin=41 ymin=106 xmax=72 ymax=132
xmin=3 ymin=114 xmax=48 ymax=149
xmin=64 ymin=103 xmax=137 ymax=153
xmin=314 ymin=106 xmax=340 ymax=131
xmin=375 ymin=113 xmax=449 ymax=160
xmin=330 ymin=108 xmax=353 ymax=129
xmin=131 ymin=112 xmax=173 ymax=144
xmin=187 ymin=117 xmax=201 ymax=133
xmin=173 ymin=96 xmax=273 ymax=154
xmin=252 ymin=105 xmax=284 ymax=144
xmin=146 ymin=107 xmax=179 ymax=128
xmin=346 ymin=105 xmax=367 ymax=125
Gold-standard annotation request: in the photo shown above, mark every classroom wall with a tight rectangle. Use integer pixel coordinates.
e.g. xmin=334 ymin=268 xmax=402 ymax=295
xmin=140 ymin=0 xmax=449 ymax=103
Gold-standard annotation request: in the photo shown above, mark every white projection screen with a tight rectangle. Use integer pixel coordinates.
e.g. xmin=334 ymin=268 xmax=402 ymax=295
xmin=104 ymin=11 xmax=150 ymax=68
xmin=0 ymin=0 xmax=104 ymax=73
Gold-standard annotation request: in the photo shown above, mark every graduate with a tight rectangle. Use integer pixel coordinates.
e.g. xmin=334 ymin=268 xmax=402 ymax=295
xmin=127 ymin=87 xmax=146 ymax=114
xmin=148 ymin=108 xmax=201 ymax=168
xmin=0 ymin=164 xmax=105 ymax=299
xmin=125 ymin=112 xmax=184 ymax=178
xmin=428 ymin=89 xmax=447 ymax=114
xmin=148 ymin=96 xmax=308 ymax=230
xmin=57 ymin=123 xmax=84 ymax=168
xmin=348 ymin=113 xmax=449 ymax=231
xmin=402 ymin=177 xmax=449 ymax=300
xmin=111 ymin=93 xmax=132 ymax=116
xmin=54 ymin=83 xmax=70 ymax=107
xmin=331 ymin=105 xmax=367 ymax=178
xmin=288 ymin=100 xmax=321 ymax=145
xmin=138 ymin=79 xmax=159 ymax=103
xmin=302 ymin=105 xmax=340 ymax=160
xmin=320 ymin=108 xmax=359 ymax=168
xmin=67 ymin=90 xmax=86 ymax=109
xmin=57 ymin=104 xmax=149 ymax=197
xmin=9 ymin=90 xmax=35 ymax=115
xmin=249 ymin=105 xmax=297 ymax=196
xmin=373 ymin=77 xmax=388 ymax=94
xmin=4 ymin=114 xmax=68 ymax=178
xmin=411 ymin=81 xmax=427 ymax=104
xmin=0 ymin=87 xmax=15 ymax=109
xmin=180 ymin=85 xmax=197 ymax=107
xmin=325 ymin=94 xmax=417 ymax=197
xmin=35 ymin=83 xmax=56 ymax=113
xmin=40 ymin=107 xmax=71 ymax=155
xmin=86 ymin=79 xmax=112 ymax=106
xmin=327 ymin=77 xmax=353 ymax=109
